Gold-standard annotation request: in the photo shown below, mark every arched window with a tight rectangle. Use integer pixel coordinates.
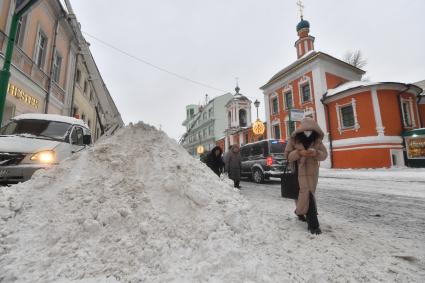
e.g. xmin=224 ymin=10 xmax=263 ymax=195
xmin=239 ymin=109 xmax=247 ymax=127
xmin=228 ymin=111 xmax=232 ymax=127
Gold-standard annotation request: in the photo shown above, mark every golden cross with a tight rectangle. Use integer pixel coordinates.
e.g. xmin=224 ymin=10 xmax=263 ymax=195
xmin=296 ymin=0 xmax=304 ymax=19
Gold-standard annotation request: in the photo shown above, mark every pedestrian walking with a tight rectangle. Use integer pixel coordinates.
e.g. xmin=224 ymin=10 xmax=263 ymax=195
xmin=206 ymin=146 xmax=224 ymax=177
xmin=225 ymin=144 xmax=242 ymax=189
xmin=222 ymin=145 xmax=232 ymax=172
xmin=284 ymin=118 xmax=328 ymax=234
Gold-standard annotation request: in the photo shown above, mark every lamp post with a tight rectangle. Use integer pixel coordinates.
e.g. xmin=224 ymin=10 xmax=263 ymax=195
xmin=0 ymin=0 xmax=42 ymax=124
xmin=252 ymin=99 xmax=265 ymax=137
xmin=254 ymin=99 xmax=260 ymax=119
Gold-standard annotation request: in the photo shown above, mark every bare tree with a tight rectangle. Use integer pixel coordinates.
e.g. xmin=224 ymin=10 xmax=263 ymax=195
xmin=344 ymin=50 xmax=367 ymax=69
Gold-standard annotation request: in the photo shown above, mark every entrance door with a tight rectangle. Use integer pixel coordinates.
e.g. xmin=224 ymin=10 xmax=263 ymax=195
xmin=391 ymin=149 xmax=405 ymax=167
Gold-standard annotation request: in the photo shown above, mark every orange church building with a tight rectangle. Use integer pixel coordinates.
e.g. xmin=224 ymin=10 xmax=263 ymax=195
xmin=261 ymin=16 xmax=424 ymax=169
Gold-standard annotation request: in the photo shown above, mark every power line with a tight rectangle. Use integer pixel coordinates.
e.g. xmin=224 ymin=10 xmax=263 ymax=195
xmin=82 ymin=31 xmax=228 ymax=93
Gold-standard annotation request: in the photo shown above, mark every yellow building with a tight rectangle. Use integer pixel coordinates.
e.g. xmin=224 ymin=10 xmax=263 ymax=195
xmin=0 ymin=0 xmax=123 ymax=140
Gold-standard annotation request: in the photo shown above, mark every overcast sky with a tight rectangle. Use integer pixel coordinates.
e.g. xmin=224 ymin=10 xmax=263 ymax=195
xmin=70 ymin=0 xmax=425 ymax=140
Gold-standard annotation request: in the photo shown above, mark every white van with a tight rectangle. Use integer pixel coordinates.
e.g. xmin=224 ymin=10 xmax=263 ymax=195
xmin=0 ymin=113 xmax=91 ymax=184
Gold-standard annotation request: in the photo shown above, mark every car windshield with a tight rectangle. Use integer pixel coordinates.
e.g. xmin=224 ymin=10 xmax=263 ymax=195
xmin=0 ymin=119 xmax=72 ymax=141
xmin=270 ymin=140 xmax=285 ymax=154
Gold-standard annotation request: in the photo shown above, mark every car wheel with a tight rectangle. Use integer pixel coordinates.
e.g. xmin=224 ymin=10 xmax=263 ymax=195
xmin=252 ymin=168 xmax=264 ymax=184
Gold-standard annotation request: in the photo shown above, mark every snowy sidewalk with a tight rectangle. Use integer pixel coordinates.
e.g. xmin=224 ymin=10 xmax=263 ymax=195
xmin=239 ymin=173 xmax=425 ymax=282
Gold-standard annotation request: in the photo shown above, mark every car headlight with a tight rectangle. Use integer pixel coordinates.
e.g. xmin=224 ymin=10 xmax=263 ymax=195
xmin=30 ymin=150 xmax=56 ymax=164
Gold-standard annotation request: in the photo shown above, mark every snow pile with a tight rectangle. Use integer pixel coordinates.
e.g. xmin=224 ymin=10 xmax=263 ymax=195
xmin=326 ymin=81 xmax=379 ymax=97
xmin=0 ymin=123 xmax=268 ymax=283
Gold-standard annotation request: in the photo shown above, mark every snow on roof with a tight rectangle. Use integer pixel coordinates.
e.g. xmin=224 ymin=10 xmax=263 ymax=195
xmin=326 ymin=81 xmax=424 ymax=98
xmin=326 ymin=81 xmax=380 ymax=97
xmin=13 ymin=113 xmax=88 ymax=128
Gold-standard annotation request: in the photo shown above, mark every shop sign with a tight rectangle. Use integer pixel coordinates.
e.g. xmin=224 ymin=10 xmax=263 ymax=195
xmin=406 ymin=136 xmax=425 ymax=159
xmin=7 ymin=83 xmax=39 ymax=109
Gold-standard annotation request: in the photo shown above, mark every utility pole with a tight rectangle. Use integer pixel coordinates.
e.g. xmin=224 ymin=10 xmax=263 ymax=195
xmin=0 ymin=0 xmax=42 ymax=124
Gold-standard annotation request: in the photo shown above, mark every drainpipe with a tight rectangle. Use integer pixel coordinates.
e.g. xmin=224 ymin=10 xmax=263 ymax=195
xmin=45 ymin=15 xmax=64 ymax=113
xmin=321 ymin=96 xmax=333 ymax=168
xmin=69 ymin=51 xmax=79 ymax=116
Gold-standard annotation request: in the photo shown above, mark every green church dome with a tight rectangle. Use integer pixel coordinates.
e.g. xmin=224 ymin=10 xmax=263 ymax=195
xmin=296 ymin=19 xmax=310 ymax=32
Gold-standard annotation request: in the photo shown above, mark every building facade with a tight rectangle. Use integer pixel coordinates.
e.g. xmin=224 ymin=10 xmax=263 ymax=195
xmin=181 ymin=93 xmax=233 ymax=156
xmin=261 ymin=16 xmax=423 ymax=169
xmin=223 ymin=85 xmax=260 ymax=150
xmin=0 ymin=0 xmax=123 ymax=140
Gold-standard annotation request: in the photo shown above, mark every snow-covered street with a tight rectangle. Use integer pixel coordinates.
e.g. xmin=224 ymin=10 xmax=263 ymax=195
xmin=239 ymin=171 xmax=425 ymax=282
xmin=1 ymin=124 xmax=424 ymax=282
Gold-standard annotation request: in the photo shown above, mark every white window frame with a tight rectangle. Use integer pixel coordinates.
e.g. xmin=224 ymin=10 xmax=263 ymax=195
xmin=52 ymin=51 xmax=62 ymax=83
xmin=336 ymin=98 xmax=360 ymax=134
xmin=400 ymin=98 xmax=416 ymax=128
xmin=15 ymin=15 xmax=28 ymax=47
xmin=298 ymin=76 xmax=312 ymax=104
xmin=34 ymin=29 xmax=48 ymax=69
xmin=271 ymin=120 xmax=281 ymax=139
xmin=270 ymin=92 xmax=279 ymax=115
xmin=283 ymin=85 xmax=294 ymax=110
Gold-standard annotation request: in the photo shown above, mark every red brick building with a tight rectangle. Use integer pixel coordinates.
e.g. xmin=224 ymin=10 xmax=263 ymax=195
xmin=260 ymin=16 xmax=423 ymax=168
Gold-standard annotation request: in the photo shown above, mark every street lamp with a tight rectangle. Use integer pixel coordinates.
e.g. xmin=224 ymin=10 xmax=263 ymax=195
xmin=252 ymin=99 xmax=265 ymax=136
xmin=254 ymin=99 xmax=260 ymax=119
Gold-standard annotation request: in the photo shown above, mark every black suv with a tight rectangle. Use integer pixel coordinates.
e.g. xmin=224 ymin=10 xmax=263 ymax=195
xmin=240 ymin=140 xmax=287 ymax=183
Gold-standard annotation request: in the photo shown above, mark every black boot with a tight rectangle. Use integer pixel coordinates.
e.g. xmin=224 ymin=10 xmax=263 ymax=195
xmin=306 ymin=192 xmax=321 ymax=235
xmin=294 ymin=210 xmax=307 ymax=222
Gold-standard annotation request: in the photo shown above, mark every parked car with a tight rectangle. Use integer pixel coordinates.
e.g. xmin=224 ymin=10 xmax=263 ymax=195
xmin=240 ymin=139 xmax=287 ymax=183
xmin=0 ymin=114 xmax=91 ymax=184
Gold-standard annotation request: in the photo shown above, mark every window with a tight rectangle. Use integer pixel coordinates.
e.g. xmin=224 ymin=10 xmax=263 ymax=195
xmin=72 ymin=106 xmax=78 ymax=117
xmin=71 ymin=127 xmax=84 ymax=145
xmin=76 ymin=69 xmax=81 ymax=84
xmin=244 ymin=133 xmax=249 ymax=144
xmin=209 ymin=108 xmax=214 ymax=118
xmin=241 ymin=146 xmax=251 ymax=159
xmin=89 ymin=91 xmax=93 ymax=102
xmin=252 ymin=144 xmax=263 ymax=155
xmin=228 ymin=111 xmax=232 ymax=127
xmin=190 ymin=109 xmax=194 ymax=118
xmin=81 ymin=114 xmax=86 ymax=122
xmin=208 ymin=125 xmax=214 ymax=136
xmin=239 ymin=109 xmax=247 ymax=127
xmin=52 ymin=52 xmax=62 ymax=83
xmin=286 ymin=121 xmax=296 ymax=137
xmin=35 ymin=30 xmax=47 ymax=69
xmin=203 ymin=128 xmax=207 ymax=138
xmin=83 ymin=80 xmax=88 ymax=93
xmin=301 ymin=83 xmax=311 ymax=103
xmin=401 ymin=100 xmax=412 ymax=127
xmin=340 ymin=105 xmax=355 ymax=128
xmin=15 ymin=15 xmax=28 ymax=47
xmin=203 ymin=112 xmax=207 ymax=120
xmin=272 ymin=124 xmax=281 ymax=139
xmin=284 ymin=91 xmax=293 ymax=109
xmin=272 ymin=97 xmax=278 ymax=114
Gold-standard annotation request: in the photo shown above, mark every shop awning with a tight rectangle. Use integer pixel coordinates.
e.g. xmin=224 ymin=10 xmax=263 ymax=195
xmin=402 ymin=128 xmax=425 ymax=137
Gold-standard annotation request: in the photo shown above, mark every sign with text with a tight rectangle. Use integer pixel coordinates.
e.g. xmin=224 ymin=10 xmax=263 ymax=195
xmin=406 ymin=137 xmax=425 ymax=159
xmin=289 ymin=109 xmax=304 ymax=122
xmin=7 ymin=83 xmax=39 ymax=109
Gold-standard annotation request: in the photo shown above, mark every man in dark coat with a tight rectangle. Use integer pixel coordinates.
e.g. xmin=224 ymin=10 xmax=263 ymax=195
xmin=206 ymin=146 xmax=224 ymax=177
